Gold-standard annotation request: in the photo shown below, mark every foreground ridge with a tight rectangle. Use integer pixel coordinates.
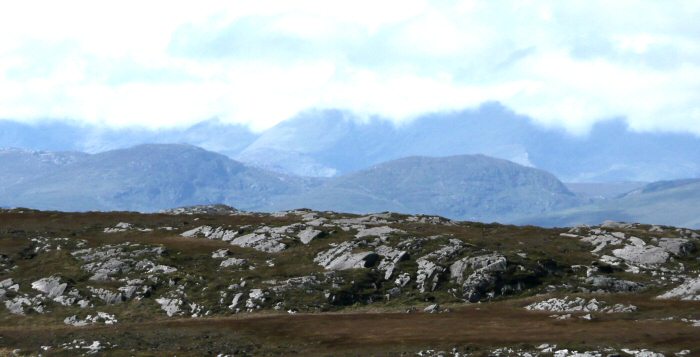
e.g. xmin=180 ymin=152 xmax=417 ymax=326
xmin=0 ymin=207 xmax=698 ymax=355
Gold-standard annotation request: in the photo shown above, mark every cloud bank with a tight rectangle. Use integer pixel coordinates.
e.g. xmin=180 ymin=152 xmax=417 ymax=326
xmin=0 ymin=0 xmax=699 ymax=133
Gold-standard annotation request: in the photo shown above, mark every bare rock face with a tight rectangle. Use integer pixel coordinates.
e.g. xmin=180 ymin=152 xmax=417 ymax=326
xmin=658 ymin=276 xmax=700 ymax=301
xmin=230 ymin=231 xmax=287 ymax=253
xmin=314 ymin=241 xmax=379 ymax=271
xmin=612 ymin=245 xmax=670 ymax=265
xmin=181 ymin=225 xmax=239 ymax=241
xmin=355 ymin=226 xmax=403 ymax=239
xmin=450 ymin=253 xmax=508 ymax=302
xmin=297 ymin=228 xmax=322 ymax=245
xmin=376 ymin=245 xmax=408 ymax=280
xmin=657 ymin=238 xmax=696 ymax=256
xmin=415 ymin=239 xmax=465 ymax=293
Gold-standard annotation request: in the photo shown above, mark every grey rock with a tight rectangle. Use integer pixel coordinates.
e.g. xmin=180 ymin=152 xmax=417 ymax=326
xmin=355 ymin=226 xmax=403 ymax=239
xmin=31 ymin=276 xmax=67 ymax=299
xmin=231 ymin=233 xmax=287 ymax=253
xmin=526 ymin=296 xmax=637 ymax=313
xmin=297 ymin=228 xmax=322 ymax=244
xmin=658 ymin=238 xmax=695 ymax=256
xmin=156 ymin=297 xmax=183 ymax=316
xmin=314 ymin=241 xmax=379 ymax=271
xmin=612 ymin=245 xmax=670 ymax=265
xmin=586 ymin=275 xmax=645 ymax=292
xmin=89 ymin=287 xmax=124 ymax=304
xmin=212 ymin=248 xmax=231 ymax=258
xmin=376 ymin=245 xmax=408 ymax=280
xmin=658 ymin=276 xmax=700 ymax=300
xmin=220 ymin=258 xmax=248 ymax=268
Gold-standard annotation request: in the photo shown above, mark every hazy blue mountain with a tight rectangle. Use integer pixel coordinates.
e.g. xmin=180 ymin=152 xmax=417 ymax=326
xmin=0 ymin=119 xmax=259 ymax=156
xmin=564 ymin=181 xmax=648 ymax=201
xmin=0 ymin=145 xmax=578 ymax=223
xmin=0 ymin=148 xmax=88 ymax=193
xmin=3 ymin=103 xmax=700 ymax=182
xmin=1 ymin=144 xmax=312 ymax=212
xmin=524 ymin=178 xmax=700 ymax=228
xmin=272 ymin=155 xmax=581 ymax=222
xmin=234 ymin=103 xmax=700 ymax=182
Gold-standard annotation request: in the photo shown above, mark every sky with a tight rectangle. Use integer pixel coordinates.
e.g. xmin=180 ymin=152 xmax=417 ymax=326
xmin=0 ymin=1 xmax=699 ymax=134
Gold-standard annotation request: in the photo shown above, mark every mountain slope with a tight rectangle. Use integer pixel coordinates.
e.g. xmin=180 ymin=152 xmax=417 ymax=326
xmin=233 ymin=104 xmax=700 ymax=181
xmin=525 ymin=179 xmax=700 ymax=228
xmin=1 ymin=144 xmax=311 ymax=212
xmin=273 ymin=155 xmax=580 ymax=222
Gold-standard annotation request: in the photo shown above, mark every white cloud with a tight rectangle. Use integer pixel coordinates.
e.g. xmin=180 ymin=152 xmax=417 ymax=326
xmin=0 ymin=0 xmax=699 ymax=134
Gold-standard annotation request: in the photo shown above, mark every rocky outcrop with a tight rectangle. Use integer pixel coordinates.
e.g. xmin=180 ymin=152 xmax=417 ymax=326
xmin=297 ymin=228 xmax=322 ymax=244
xmin=414 ymin=239 xmax=465 ymax=293
xmin=585 ymin=275 xmax=645 ymax=293
xmin=658 ymin=276 xmax=700 ymax=300
xmin=314 ymin=241 xmax=379 ymax=271
xmin=612 ymin=245 xmax=669 ymax=265
xmin=230 ymin=230 xmax=287 ymax=253
xmin=657 ymin=238 xmax=696 ymax=256
xmin=31 ymin=276 xmax=67 ymax=299
xmin=376 ymin=245 xmax=408 ymax=280
xmin=181 ymin=226 xmax=239 ymax=241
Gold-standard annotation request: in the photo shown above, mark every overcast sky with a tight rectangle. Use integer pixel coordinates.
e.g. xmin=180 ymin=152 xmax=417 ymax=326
xmin=0 ymin=1 xmax=699 ymax=133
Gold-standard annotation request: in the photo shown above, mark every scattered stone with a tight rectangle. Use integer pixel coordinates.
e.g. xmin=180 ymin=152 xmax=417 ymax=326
xmin=64 ymin=312 xmax=118 ymax=326
xmin=526 ymin=296 xmax=637 ymax=313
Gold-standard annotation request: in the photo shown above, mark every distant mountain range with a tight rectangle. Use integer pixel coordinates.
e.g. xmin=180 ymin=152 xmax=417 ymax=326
xmin=3 ymin=102 xmax=700 ymax=182
xmin=1 ymin=144 xmax=699 ymax=228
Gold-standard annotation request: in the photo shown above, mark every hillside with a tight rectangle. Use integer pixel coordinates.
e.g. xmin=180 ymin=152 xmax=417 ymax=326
xmin=1 ymin=144 xmax=313 ymax=212
xmin=0 ymin=145 xmax=580 ymax=224
xmin=275 ymin=155 xmax=580 ymax=222
xmin=0 ymin=207 xmax=698 ymax=355
xmin=526 ymin=179 xmax=700 ymax=228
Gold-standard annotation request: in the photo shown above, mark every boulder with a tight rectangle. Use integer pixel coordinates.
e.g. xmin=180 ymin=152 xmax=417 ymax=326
xmin=585 ymin=276 xmax=644 ymax=293
xmin=156 ymin=297 xmax=183 ymax=316
xmin=31 ymin=276 xmax=67 ymax=299
xmin=220 ymin=258 xmax=248 ymax=268
xmin=211 ymin=249 xmax=230 ymax=259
